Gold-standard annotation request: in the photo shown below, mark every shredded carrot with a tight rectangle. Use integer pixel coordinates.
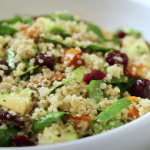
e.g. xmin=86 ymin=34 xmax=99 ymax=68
xmin=125 ymin=63 xmax=147 ymax=78
xmin=50 ymin=73 xmax=63 ymax=83
xmin=61 ymin=48 xmax=84 ymax=68
xmin=20 ymin=26 xmax=30 ymax=31
xmin=64 ymin=114 xmax=92 ymax=130
xmin=125 ymin=96 xmax=138 ymax=103
xmin=128 ymin=106 xmax=139 ymax=118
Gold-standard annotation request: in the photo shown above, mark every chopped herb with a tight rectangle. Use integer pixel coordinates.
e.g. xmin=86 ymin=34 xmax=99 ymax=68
xmin=88 ymin=80 xmax=104 ymax=103
xmin=87 ymin=22 xmax=103 ymax=38
xmin=23 ymin=15 xmax=33 ymax=25
xmin=21 ymin=58 xmax=29 ymax=67
xmin=0 ymin=26 xmax=18 ymax=36
xmin=92 ymin=98 xmax=131 ymax=134
xmin=59 ymin=32 xmax=71 ymax=39
xmin=99 ymin=38 xmax=120 ymax=45
xmin=20 ymin=65 xmax=39 ymax=77
xmin=40 ymin=35 xmax=71 ymax=48
xmin=7 ymin=49 xmax=15 ymax=70
xmin=32 ymin=111 xmax=69 ymax=133
xmin=49 ymin=78 xmax=73 ymax=94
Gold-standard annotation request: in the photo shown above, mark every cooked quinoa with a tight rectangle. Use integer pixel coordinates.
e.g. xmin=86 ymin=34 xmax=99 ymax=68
xmin=0 ymin=11 xmax=150 ymax=147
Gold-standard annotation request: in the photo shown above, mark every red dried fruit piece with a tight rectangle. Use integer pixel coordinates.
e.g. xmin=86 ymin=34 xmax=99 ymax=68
xmin=34 ymin=50 xmax=55 ymax=69
xmin=12 ymin=135 xmax=34 ymax=147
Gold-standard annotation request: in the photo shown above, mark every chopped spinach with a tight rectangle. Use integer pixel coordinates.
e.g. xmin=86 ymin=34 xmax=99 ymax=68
xmin=49 ymin=78 xmax=73 ymax=94
xmin=0 ymin=15 xmax=22 ymax=24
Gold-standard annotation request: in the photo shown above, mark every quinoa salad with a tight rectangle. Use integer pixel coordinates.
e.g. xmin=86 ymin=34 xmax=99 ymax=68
xmin=0 ymin=11 xmax=150 ymax=147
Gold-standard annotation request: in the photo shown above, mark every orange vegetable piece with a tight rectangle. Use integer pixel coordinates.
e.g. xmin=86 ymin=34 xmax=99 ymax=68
xmin=20 ymin=26 xmax=30 ymax=31
xmin=125 ymin=63 xmax=147 ymax=78
xmin=128 ymin=106 xmax=139 ymax=118
xmin=50 ymin=73 xmax=63 ymax=83
xmin=125 ymin=96 xmax=138 ymax=103
xmin=64 ymin=114 xmax=92 ymax=130
xmin=61 ymin=49 xmax=84 ymax=68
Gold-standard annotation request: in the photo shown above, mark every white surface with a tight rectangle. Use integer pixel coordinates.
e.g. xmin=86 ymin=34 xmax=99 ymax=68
xmin=0 ymin=0 xmax=150 ymax=150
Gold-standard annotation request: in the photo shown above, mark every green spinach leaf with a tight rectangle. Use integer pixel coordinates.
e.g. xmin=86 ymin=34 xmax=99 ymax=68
xmin=0 ymin=127 xmax=18 ymax=147
xmin=49 ymin=78 xmax=73 ymax=94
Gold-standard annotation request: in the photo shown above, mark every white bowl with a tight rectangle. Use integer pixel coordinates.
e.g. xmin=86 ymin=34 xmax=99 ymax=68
xmin=1 ymin=0 xmax=150 ymax=150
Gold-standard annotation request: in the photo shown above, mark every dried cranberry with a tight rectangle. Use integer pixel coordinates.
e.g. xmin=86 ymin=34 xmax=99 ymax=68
xmin=116 ymin=30 xmax=127 ymax=38
xmin=0 ymin=112 xmax=24 ymax=126
xmin=83 ymin=73 xmax=93 ymax=84
xmin=129 ymin=79 xmax=150 ymax=99
xmin=12 ymin=135 xmax=34 ymax=147
xmin=83 ymin=69 xmax=106 ymax=84
xmin=91 ymin=69 xmax=106 ymax=80
xmin=0 ymin=60 xmax=10 ymax=75
xmin=105 ymin=50 xmax=128 ymax=68
xmin=34 ymin=50 xmax=55 ymax=69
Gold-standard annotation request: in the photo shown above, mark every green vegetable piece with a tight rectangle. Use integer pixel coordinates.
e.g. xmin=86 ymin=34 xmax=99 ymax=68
xmin=59 ymin=32 xmax=71 ymax=39
xmin=7 ymin=48 xmax=15 ymax=70
xmin=80 ymin=44 xmax=115 ymax=52
xmin=93 ymin=98 xmax=131 ymax=122
xmin=33 ymin=111 xmax=69 ymax=133
xmin=88 ymin=80 xmax=104 ymax=103
xmin=21 ymin=58 xmax=29 ymax=67
xmin=92 ymin=98 xmax=131 ymax=134
xmin=103 ymin=119 xmax=122 ymax=130
xmin=99 ymin=38 xmax=120 ymax=45
xmin=23 ymin=15 xmax=33 ymax=25
xmin=36 ymin=17 xmax=64 ymax=34
xmin=110 ymin=75 xmax=128 ymax=84
xmin=20 ymin=65 xmax=39 ymax=77
xmin=36 ymin=44 xmax=41 ymax=54
xmin=87 ymin=22 xmax=103 ymax=38
xmin=51 ymin=13 xmax=76 ymax=21
xmin=49 ymin=78 xmax=73 ymax=94
xmin=0 ymin=26 xmax=18 ymax=36
xmin=116 ymin=76 xmax=141 ymax=96
xmin=73 ymin=67 xmax=84 ymax=82
xmin=123 ymin=27 xmax=141 ymax=37
xmin=0 ymin=127 xmax=18 ymax=147
xmin=40 ymin=35 xmax=71 ymax=48
xmin=0 ymin=15 xmax=22 ymax=24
